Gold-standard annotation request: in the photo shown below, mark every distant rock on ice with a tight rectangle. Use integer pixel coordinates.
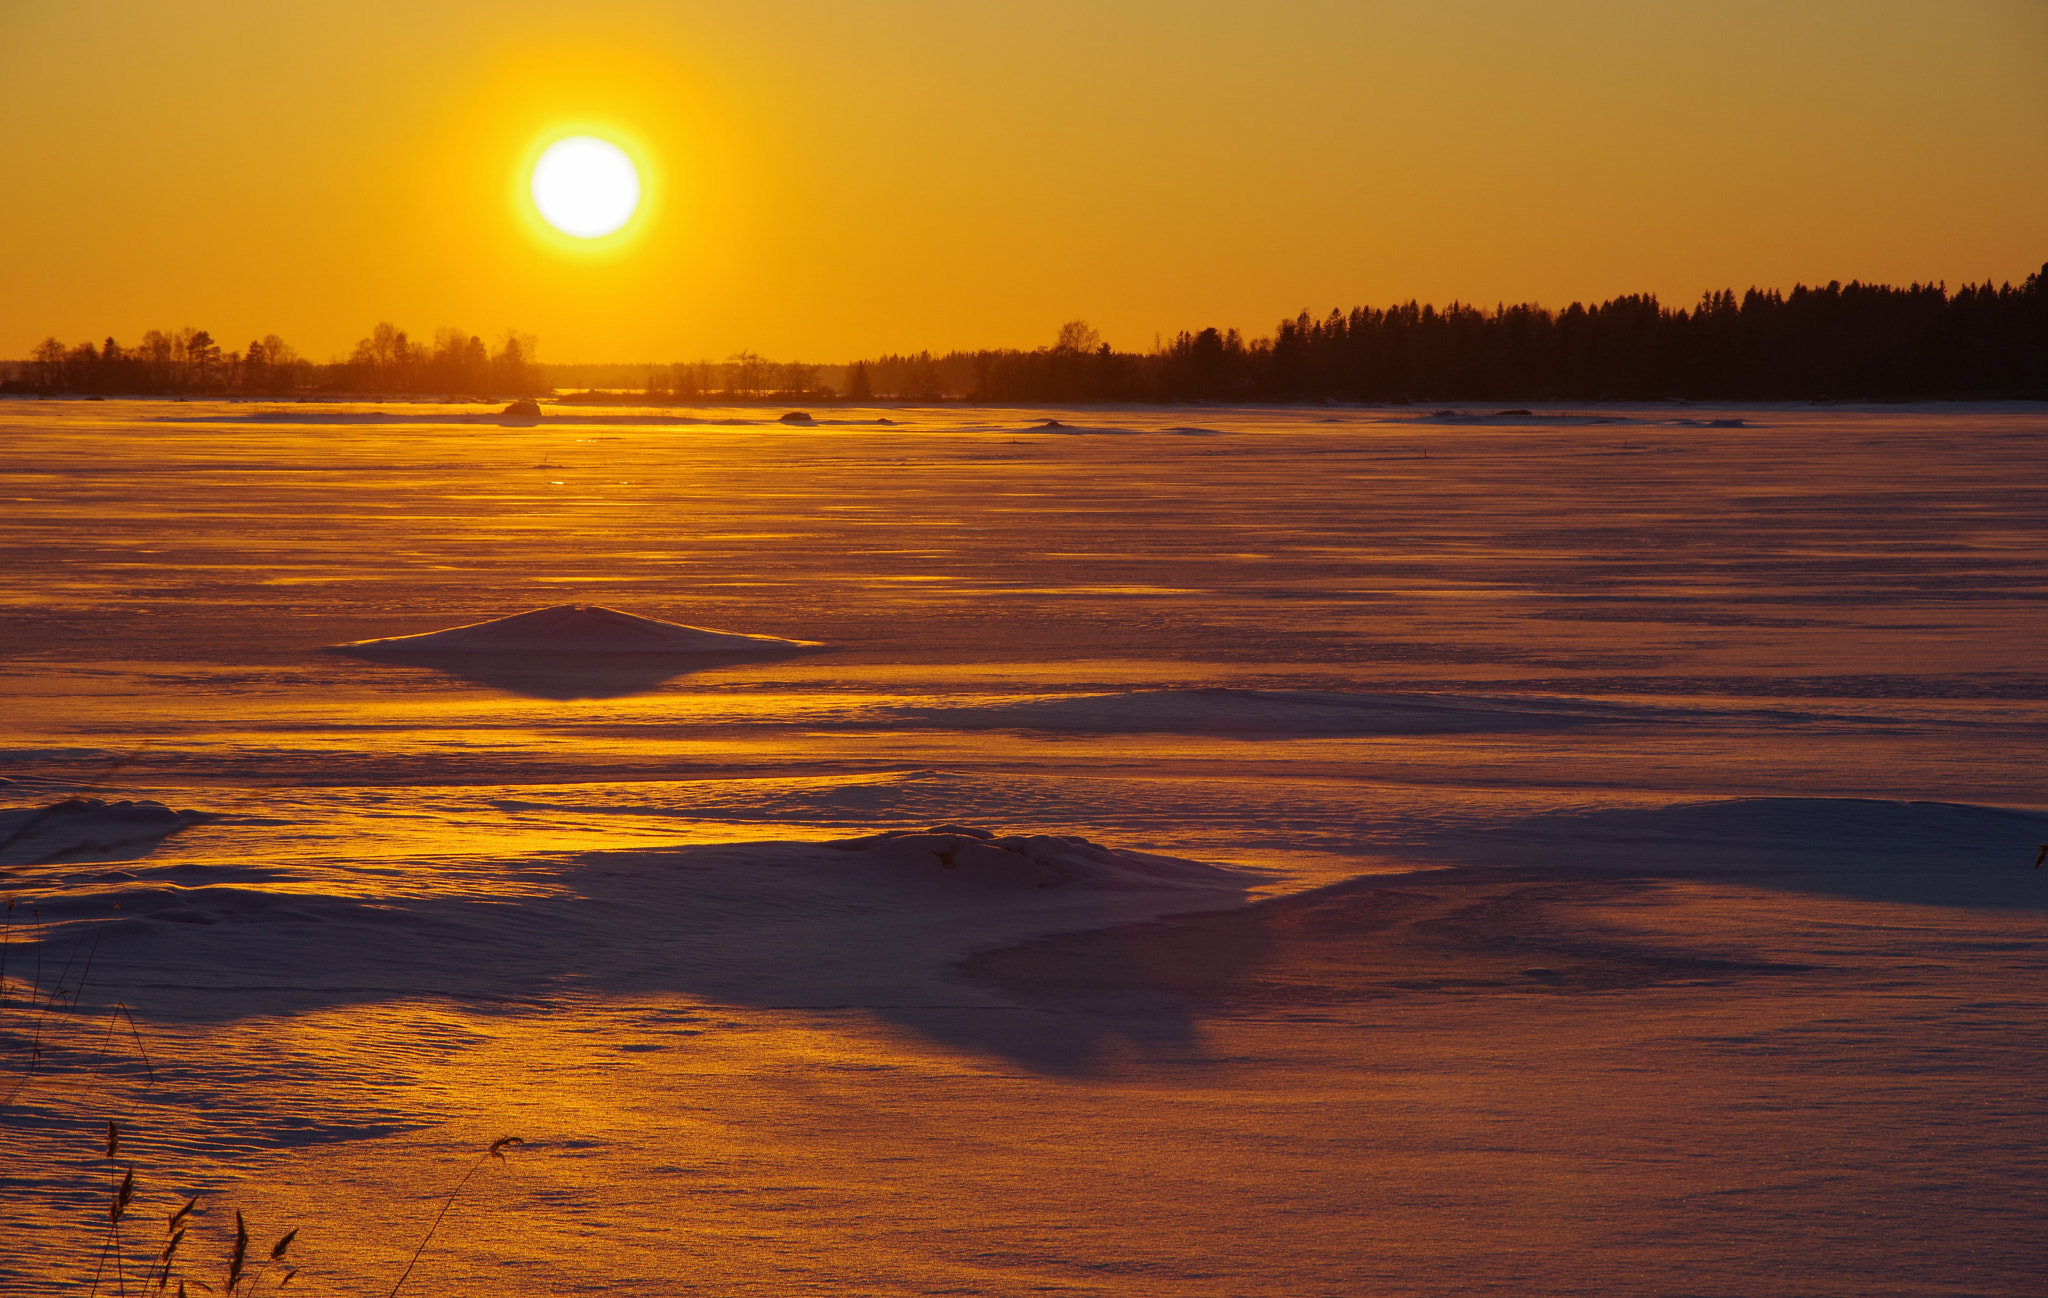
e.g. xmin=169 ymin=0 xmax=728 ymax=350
xmin=824 ymin=824 xmax=1247 ymax=891
xmin=331 ymin=604 xmax=825 ymax=655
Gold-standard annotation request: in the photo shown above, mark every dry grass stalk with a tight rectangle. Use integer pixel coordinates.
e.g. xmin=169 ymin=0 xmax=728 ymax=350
xmin=386 ymin=1136 xmax=524 ymax=1297
xmin=162 ymin=1198 xmax=196 ymax=1287
xmin=156 ymin=1220 xmax=187 ymax=1292
xmin=228 ymin=1210 xmax=249 ymax=1292
xmin=87 ymin=1123 xmax=135 ymax=1297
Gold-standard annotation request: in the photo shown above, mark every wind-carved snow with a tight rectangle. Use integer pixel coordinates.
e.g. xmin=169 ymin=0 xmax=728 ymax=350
xmin=1019 ymin=419 xmax=1228 ymax=435
xmin=0 ymin=798 xmax=204 ymax=867
xmin=330 ymin=604 xmax=823 ymax=655
xmin=824 ymin=824 xmax=1248 ymax=890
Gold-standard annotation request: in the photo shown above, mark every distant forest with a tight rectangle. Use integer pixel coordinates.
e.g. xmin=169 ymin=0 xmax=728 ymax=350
xmin=846 ymin=269 xmax=2047 ymax=403
xmin=4 ymin=323 xmax=548 ymax=397
xmin=8 ymin=266 xmax=2044 ymax=402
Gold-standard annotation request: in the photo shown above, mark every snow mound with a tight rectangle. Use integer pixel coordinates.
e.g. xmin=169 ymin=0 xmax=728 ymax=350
xmin=331 ymin=604 xmax=824 ymax=655
xmin=1022 ymin=420 xmax=1148 ymax=435
xmin=1 ymin=798 xmax=202 ymax=866
xmin=887 ymin=688 xmax=1686 ymax=735
xmin=824 ymin=824 xmax=1247 ymax=891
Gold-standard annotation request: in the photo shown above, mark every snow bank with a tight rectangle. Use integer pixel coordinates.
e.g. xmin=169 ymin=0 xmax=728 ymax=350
xmin=15 ymin=824 xmax=1259 ymax=1022
xmin=824 ymin=824 xmax=1246 ymax=891
xmin=331 ymin=604 xmax=824 ymax=655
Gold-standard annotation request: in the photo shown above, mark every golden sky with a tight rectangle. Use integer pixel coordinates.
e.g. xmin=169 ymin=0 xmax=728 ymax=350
xmin=3 ymin=0 xmax=2043 ymax=362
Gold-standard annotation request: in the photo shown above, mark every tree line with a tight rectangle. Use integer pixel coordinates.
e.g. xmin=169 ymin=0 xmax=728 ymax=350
xmin=848 ymin=269 xmax=2047 ymax=402
xmin=11 ymin=267 xmax=2043 ymax=402
xmin=627 ymin=352 xmax=834 ymax=401
xmin=7 ymin=322 xmax=545 ymax=396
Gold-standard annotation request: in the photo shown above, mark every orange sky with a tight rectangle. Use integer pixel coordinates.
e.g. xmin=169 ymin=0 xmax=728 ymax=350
xmin=3 ymin=0 xmax=2043 ymax=363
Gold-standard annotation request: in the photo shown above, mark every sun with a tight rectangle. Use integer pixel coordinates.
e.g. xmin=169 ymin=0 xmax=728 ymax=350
xmin=530 ymin=136 xmax=641 ymax=238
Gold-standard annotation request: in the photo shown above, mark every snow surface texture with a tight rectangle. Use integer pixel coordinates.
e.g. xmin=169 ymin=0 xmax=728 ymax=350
xmin=331 ymin=603 xmax=823 ymax=655
xmin=1 ymin=400 xmax=2043 ymax=1297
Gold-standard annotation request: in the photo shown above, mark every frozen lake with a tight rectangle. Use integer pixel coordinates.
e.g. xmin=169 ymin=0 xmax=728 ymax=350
xmin=2 ymin=397 xmax=2044 ymax=1295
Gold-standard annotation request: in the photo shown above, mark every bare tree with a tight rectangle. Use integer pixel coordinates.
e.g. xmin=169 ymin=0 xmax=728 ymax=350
xmin=725 ymin=350 xmax=769 ymax=396
xmin=28 ymin=337 xmax=66 ymax=391
xmin=1054 ymin=319 xmax=1102 ymax=353
xmin=777 ymin=361 xmax=819 ymax=394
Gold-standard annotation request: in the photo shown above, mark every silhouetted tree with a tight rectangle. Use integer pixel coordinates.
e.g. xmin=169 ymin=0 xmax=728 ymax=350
xmin=490 ymin=330 xmax=541 ymax=394
xmin=724 ymin=351 xmax=770 ymax=395
xmin=1053 ymin=319 xmax=1102 ymax=353
xmin=28 ymin=338 xmax=66 ymax=392
xmin=241 ymin=338 xmax=269 ymax=392
xmin=844 ymin=360 xmax=873 ymax=400
xmin=182 ymin=329 xmax=222 ymax=389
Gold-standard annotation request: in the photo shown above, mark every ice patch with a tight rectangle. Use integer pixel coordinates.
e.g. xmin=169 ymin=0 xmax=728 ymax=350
xmin=1414 ymin=409 xmax=1631 ymax=426
xmin=1482 ymin=797 xmax=2046 ymax=859
xmin=1427 ymin=797 xmax=2048 ymax=906
xmin=882 ymin=688 xmax=1706 ymax=735
xmin=0 ymin=748 xmax=121 ymax=764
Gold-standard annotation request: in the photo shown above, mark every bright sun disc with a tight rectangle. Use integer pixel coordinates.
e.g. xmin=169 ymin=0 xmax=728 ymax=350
xmin=531 ymin=136 xmax=640 ymax=238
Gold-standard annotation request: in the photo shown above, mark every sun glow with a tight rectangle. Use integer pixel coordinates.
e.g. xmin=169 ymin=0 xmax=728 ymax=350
xmin=530 ymin=136 xmax=641 ymax=238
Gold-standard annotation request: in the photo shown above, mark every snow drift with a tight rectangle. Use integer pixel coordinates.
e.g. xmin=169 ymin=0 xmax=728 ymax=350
xmin=330 ymin=604 xmax=824 ymax=655
xmin=825 ymin=823 xmax=1247 ymax=890
xmin=0 ymin=798 xmax=203 ymax=867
